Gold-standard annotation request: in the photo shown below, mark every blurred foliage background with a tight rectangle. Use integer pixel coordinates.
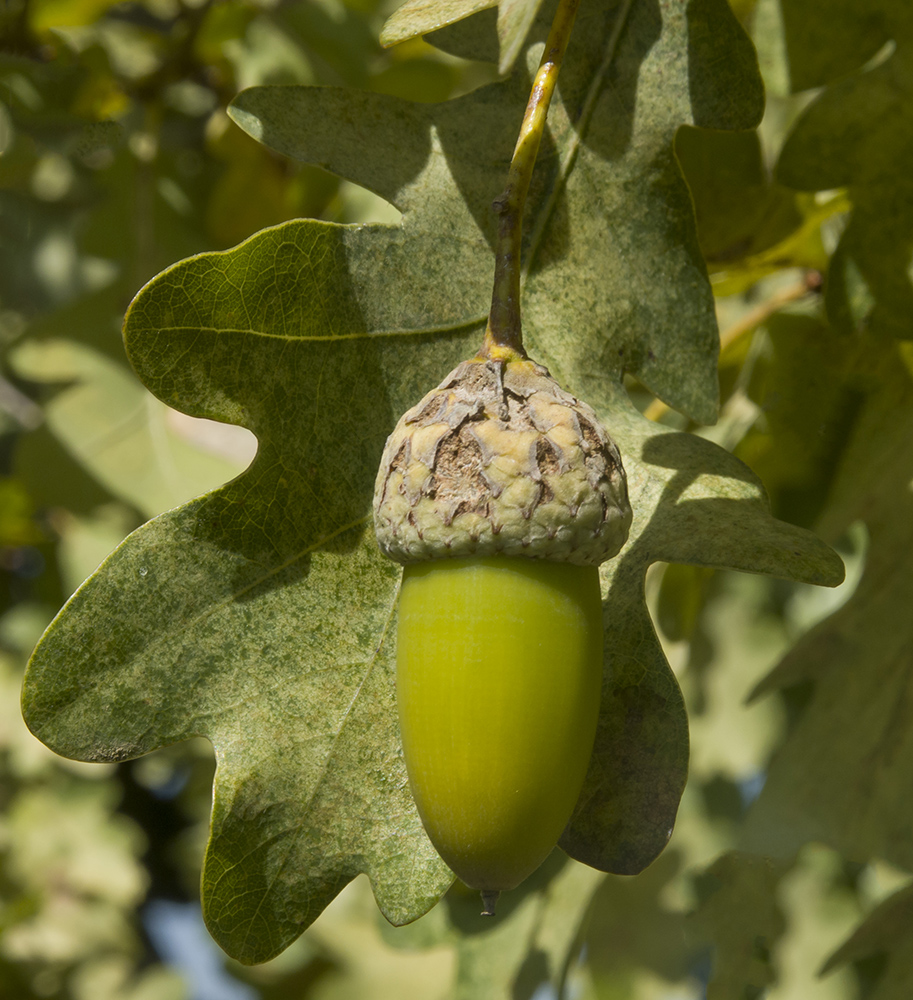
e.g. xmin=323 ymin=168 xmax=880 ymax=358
xmin=2 ymin=0 xmax=912 ymax=998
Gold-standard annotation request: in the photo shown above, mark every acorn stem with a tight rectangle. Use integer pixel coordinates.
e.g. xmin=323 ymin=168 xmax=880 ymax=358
xmin=481 ymin=0 xmax=581 ymax=361
xmin=480 ymin=890 xmax=501 ymax=916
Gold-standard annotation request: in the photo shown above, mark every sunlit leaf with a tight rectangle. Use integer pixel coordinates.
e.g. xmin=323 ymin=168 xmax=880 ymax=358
xmin=496 ymin=0 xmax=546 ymax=75
xmin=10 ymin=338 xmax=252 ymax=520
xmin=381 ymin=0 xmax=497 ymax=51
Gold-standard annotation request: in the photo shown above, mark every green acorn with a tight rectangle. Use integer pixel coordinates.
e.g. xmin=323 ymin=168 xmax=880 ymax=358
xmin=374 ymin=354 xmax=632 ymax=913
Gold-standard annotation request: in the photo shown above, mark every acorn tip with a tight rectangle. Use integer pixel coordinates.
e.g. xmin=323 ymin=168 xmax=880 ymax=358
xmin=480 ymin=890 xmax=500 ymax=916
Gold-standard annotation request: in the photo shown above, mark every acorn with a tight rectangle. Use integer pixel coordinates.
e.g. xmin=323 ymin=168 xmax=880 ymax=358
xmin=374 ymin=354 xmax=631 ymax=913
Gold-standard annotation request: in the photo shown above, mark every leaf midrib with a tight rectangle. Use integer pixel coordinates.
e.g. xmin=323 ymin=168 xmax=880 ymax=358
xmin=151 ymin=319 xmax=486 ymax=342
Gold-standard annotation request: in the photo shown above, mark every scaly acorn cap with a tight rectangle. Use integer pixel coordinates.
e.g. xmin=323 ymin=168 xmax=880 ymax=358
xmin=373 ymin=356 xmax=632 ymax=566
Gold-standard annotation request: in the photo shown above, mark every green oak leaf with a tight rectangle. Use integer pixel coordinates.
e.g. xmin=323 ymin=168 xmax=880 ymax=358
xmin=381 ymin=0 xmax=545 ymax=75
xmin=494 ymin=0 xmax=547 ymax=74
xmin=9 ymin=337 xmax=250 ymax=520
xmin=779 ymin=0 xmax=895 ymax=92
xmin=449 ymin=854 xmax=604 ymax=1000
xmin=22 ymin=236 xmax=468 ymax=961
xmin=381 ymin=0 xmax=497 ymax=51
xmin=560 ymin=391 xmax=842 ymax=876
xmin=821 ymin=880 xmax=913 ymax=1000
xmin=230 ymin=0 xmax=764 ymax=426
xmin=743 ymin=340 xmax=913 ymax=870
xmin=22 ymin=0 xmax=842 ymax=965
xmin=675 ymin=125 xmax=801 ymax=269
xmin=584 ymin=849 xmax=694 ymax=987
xmin=692 ymin=851 xmax=790 ymax=1000
xmin=738 ymin=311 xmax=861 ymax=531
xmin=776 ymin=2 xmax=913 ymax=340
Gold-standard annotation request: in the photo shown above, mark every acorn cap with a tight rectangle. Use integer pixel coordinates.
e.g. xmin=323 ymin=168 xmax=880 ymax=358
xmin=373 ymin=357 xmax=632 ymax=566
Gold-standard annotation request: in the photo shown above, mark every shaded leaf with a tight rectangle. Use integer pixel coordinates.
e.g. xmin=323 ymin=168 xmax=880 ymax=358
xmin=744 ymin=341 xmax=913 ymax=870
xmin=675 ymin=126 xmax=800 ymax=267
xmin=294 ymin=877 xmax=453 ymax=1000
xmin=779 ymin=0 xmax=894 ymax=92
xmin=424 ymin=4 xmax=502 ymax=62
xmin=776 ymin=4 xmax=913 ymax=340
xmin=692 ymin=850 xmax=790 ymax=1000
xmin=822 ymin=880 xmax=913 ymax=1000
xmin=447 ymin=853 xmax=604 ymax=1000
xmin=738 ymin=311 xmax=864 ymax=530
xmin=584 ymin=849 xmax=694 ymax=985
